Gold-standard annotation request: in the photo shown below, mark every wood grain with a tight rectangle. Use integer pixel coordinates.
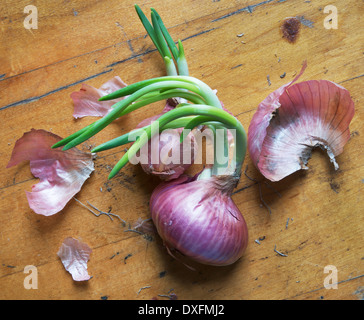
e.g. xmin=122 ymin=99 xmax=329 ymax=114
xmin=0 ymin=0 xmax=363 ymax=300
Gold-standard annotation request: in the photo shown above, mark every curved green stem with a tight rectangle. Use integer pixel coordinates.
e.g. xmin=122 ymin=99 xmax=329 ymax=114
xmin=99 ymin=75 xmax=221 ymax=108
xmin=108 ymin=105 xmax=246 ymax=179
xmin=118 ymin=89 xmax=206 ymax=115
xmin=91 ymin=116 xmax=196 ymax=153
xmin=53 ymin=79 xmax=212 ymax=150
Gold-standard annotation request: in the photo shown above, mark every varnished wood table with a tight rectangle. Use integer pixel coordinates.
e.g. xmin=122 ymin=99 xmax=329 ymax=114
xmin=1 ymin=0 xmax=363 ymax=300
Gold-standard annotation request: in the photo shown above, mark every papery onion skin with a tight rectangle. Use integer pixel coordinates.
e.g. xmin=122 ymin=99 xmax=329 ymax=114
xmin=57 ymin=237 xmax=92 ymax=281
xmin=7 ymin=129 xmax=94 ymax=216
xmin=150 ymin=175 xmax=248 ymax=266
xmin=71 ymin=76 xmax=127 ymax=119
xmin=248 ymin=64 xmax=355 ymax=181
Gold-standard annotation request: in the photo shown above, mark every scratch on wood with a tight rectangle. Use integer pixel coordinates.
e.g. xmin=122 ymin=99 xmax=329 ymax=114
xmin=107 ymin=28 xmax=217 ymax=68
xmin=297 ymin=15 xmax=314 ymax=28
xmin=353 ymin=286 xmax=364 ymax=300
xmin=0 ymin=69 xmax=113 ymax=111
xmin=0 ymin=44 xmax=115 ymax=83
xmin=286 ymin=217 xmax=291 ymax=229
xmin=211 ymin=0 xmax=276 ymax=22
xmin=289 ymin=274 xmax=364 ymax=299
xmin=107 ymin=49 xmax=156 ymax=68
xmin=267 ymin=75 xmax=271 ymax=86
xmin=231 ymin=64 xmax=243 ymax=70
xmin=339 ymin=73 xmax=364 ymax=84
xmin=274 ymin=245 xmax=288 ymax=257
xmin=124 ymin=253 xmax=132 ymax=264
xmin=182 ymin=28 xmax=217 ymax=41
xmin=137 ymin=285 xmax=151 ymax=295
xmin=116 ymin=22 xmax=143 ymax=63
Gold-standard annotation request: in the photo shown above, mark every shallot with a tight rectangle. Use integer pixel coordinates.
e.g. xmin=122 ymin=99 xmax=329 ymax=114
xmin=51 ymin=8 xmax=249 ymax=266
xmin=123 ymin=105 xmax=249 ymax=266
xmin=64 ymin=6 xmax=208 ymax=180
xmin=59 ymin=102 xmax=249 ymax=266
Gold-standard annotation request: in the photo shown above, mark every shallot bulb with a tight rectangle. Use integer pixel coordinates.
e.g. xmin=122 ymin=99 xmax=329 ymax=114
xmin=55 ymin=86 xmax=248 ymax=266
xmin=150 ymin=174 xmax=248 ymax=266
xmin=135 ymin=99 xmax=198 ymax=180
xmin=95 ymin=105 xmax=249 ymax=266
xmin=248 ymin=63 xmax=355 ymax=181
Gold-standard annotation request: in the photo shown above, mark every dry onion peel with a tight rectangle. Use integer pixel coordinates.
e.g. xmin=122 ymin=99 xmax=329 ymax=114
xmin=7 ymin=129 xmax=94 ymax=216
xmin=57 ymin=237 xmax=92 ymax=281
xmin=248 ymin=62 xmax=355 ymax=181
xmin=71 ymin=76 xmax=127 ymax=119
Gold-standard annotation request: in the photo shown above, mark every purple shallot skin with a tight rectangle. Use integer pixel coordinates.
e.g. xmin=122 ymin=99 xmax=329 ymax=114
xmin=248 ymin=62 xmax=355 ymax=181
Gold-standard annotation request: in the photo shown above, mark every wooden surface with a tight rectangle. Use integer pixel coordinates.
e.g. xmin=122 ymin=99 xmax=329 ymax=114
xmin=1 ymin=0 xmax=363 ymax=300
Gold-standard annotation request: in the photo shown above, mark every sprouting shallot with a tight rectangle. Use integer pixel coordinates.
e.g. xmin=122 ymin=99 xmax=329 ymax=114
xmin=134 ymin=99 xmax=198 ymax=180
xmin=150 ymin=174 xmax=248 ymax=266
xmin=65 ymin=6 xmax=205 ymax=180
xmin=57 ymin=96 xmax=249 ymax=265
xmin=125 ymin=105 xmax=249 ymax=266
xmin=51 ymin=7 xmax=250 ymax=266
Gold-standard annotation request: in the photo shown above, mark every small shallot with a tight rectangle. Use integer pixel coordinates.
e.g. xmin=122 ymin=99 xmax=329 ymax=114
xmin=135 ymin=100 xmax=198 ymax=180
